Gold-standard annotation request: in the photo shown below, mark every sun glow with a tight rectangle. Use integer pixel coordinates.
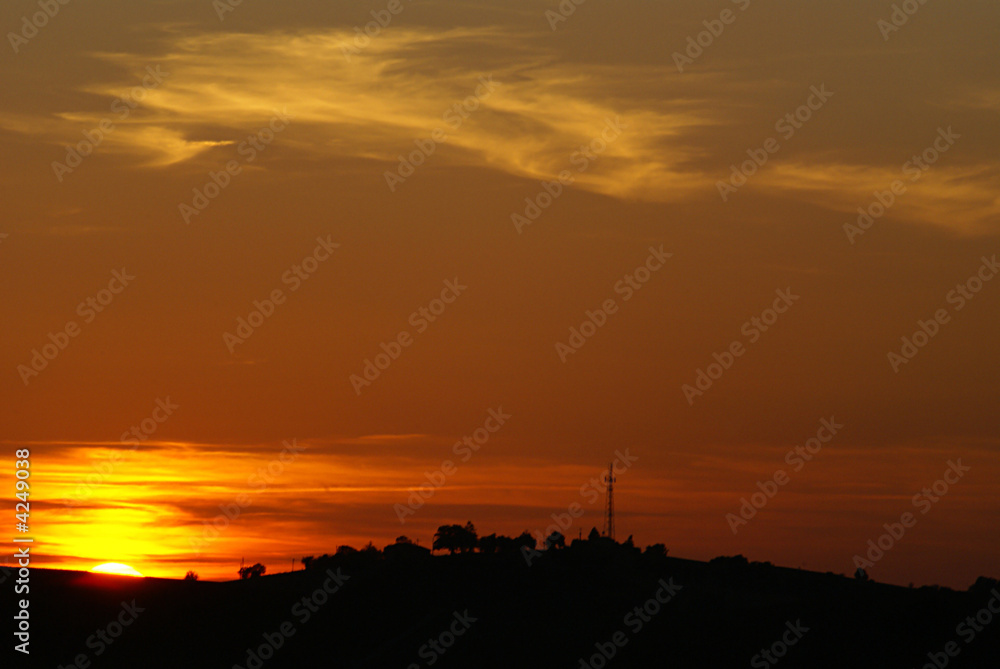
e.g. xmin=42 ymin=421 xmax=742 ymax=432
xmin=90 ymin=563 xmax=145 ymax=578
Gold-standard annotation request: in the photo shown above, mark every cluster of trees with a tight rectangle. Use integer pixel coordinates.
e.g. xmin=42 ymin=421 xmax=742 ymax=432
xmin=235 ymin=523 xmax=674 ymax=579
xmin=300 ymin=541 xmax=383 ymax=570
xmin=293 ymin=523 xmax=669 ymax=571
xmin=431 ymin=522 xmax=542 ymax=555
xmin=430 ymin=522 xmax=652 ymax=555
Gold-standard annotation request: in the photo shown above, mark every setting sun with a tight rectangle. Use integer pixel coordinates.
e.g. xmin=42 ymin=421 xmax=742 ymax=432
xmin=90 ymin=563 xmax=145 ymax=578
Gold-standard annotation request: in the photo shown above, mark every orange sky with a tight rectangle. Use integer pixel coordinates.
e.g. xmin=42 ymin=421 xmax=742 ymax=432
xmin=1 ymin=0 xmax=998 ymax=587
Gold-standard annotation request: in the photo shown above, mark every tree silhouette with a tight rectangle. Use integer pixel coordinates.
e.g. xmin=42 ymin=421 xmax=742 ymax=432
xmin=545 ymin=531 xmax=566 ymax=550
xmin=238 ymin=563 xmax=266 ymax=579
xmin=513 ymin=531 xmax=537 ymax=551
xmin=463 ymin=521 xmax=478 ymax=545
xmin=478 ymin=533 xmax=499 ymax=554
xmin=969 ymin=576 xmax=1000 ymax=595
xmin=184 ymin=570 xmax=199 ymax=581
xmin=433 ymin=522 xmax=478 ymax=554
xmin=587 ymin=527 xmax=601 ymax=542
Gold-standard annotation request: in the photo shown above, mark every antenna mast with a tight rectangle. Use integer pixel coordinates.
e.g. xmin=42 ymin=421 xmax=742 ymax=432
xmin=603 ymin=462 xmax=615 ymax=540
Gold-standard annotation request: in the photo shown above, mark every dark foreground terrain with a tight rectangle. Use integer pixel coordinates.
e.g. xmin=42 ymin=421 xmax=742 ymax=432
xmin=4 ymin=547 xmax=999 ymax=668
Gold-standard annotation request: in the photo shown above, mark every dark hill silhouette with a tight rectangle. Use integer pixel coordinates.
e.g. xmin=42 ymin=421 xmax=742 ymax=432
xmin=7 ymin=535 xmax=998 ymax=668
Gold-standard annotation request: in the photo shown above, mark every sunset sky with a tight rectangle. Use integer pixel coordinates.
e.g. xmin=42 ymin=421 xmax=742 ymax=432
xmin=2 ymin=0 xmax=998 ymax=587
